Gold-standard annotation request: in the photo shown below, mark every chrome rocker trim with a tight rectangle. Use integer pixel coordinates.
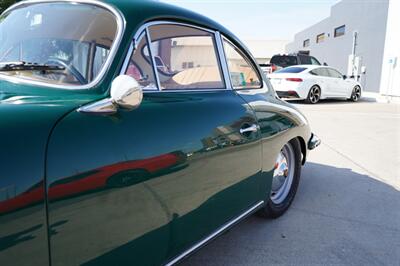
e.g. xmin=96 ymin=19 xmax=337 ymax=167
xmin=165 ymin=200 xmax=264 ymax=266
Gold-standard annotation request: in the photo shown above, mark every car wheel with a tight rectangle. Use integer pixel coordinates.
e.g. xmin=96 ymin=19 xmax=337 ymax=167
xmin=305 ymin=85 xmax=321 ymax=104
xmin=349 ymin=86 xmax=361 ymax=102
xmin=258 ymin=138 xmax=302 ymax=218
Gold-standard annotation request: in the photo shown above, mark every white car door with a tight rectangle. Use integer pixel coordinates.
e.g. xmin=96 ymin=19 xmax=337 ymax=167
xmin=310 ymin=68 xmax=333 ymax=98
xmin=327 ymin=68 xmax=348 ymax=96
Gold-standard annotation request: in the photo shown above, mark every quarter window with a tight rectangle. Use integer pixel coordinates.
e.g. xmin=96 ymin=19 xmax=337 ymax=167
xmin=147 ymin=24 xmax=224 ymax=90
xmin=125 ymin=31 xmax=157 ymax=90
xmin=334 ymin=25 xmax=345 ymax=37
xmin=310 ymin=57 xmax=320 ymax=65
xmin=222 ymin=38 xmax=261 ymax=89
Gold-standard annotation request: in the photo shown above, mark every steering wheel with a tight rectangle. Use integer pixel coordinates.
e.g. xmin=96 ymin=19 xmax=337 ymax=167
xmin=46 ymin=58 xmax=87 ymax=85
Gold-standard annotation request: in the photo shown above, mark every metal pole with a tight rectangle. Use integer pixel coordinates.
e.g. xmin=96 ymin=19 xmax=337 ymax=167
xmin=351 ymin=31 xmax=358 ymax=77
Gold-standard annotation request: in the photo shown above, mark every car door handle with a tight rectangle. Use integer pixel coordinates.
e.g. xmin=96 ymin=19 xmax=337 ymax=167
xmin=240 ymin=124 xmax=259 ymax=134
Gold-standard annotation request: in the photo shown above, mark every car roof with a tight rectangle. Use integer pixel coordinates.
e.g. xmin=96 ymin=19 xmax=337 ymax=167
xmin=103 ymin=0 xmax=243 ymax=46
xmin=100 ymin=0 xmax=258 ymax=71
xmin=284 ymin=65 xmax=335 ymax=71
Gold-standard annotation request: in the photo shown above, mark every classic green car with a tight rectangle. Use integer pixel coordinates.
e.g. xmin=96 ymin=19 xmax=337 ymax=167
xmin=0 ymin=0 xmax=320 ymax=265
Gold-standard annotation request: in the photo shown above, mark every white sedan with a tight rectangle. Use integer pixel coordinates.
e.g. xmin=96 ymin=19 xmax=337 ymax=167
xmin=268 ymin=65 xmax=362 ymax=104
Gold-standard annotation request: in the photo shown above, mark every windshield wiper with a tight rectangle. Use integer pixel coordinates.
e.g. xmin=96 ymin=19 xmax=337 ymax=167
xmin=0 ymin=61 xmax=65 ymax=72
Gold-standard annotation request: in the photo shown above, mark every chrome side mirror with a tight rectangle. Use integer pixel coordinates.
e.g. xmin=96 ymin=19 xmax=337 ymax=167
xmin=78 ymin=75 xmax=143 ymax=115
xmin=110 ymin=75 xmax=143 ymax=109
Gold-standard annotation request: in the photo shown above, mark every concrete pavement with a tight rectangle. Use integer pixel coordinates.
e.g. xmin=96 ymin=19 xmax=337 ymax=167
xmin=182 ymin=100 xmax=400 ymax=265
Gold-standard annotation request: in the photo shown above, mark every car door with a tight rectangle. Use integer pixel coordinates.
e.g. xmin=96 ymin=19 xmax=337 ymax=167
xmin=327 ymin=68 xmax=347 ymax=96
xmin=45 ymin=22 xmax=263 ymax=266
xmin=310 ymin=67 xmax=331 ymax=98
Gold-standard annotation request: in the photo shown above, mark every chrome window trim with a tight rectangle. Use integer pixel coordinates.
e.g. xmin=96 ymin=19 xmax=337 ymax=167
xmin=120 ymin=20 xmax=232 ymax=93
xmin=0 ymin=0 xmax=126 ymax=90
xmin=165 ymin=201 xmax=264 ymax=266
xmin=215 ymin=31 xmax=233 ymax=90
xmin=145 ymin=27 xmax=162 ymax=91
xmin=220 ymin=34 xmax=265 ymax=91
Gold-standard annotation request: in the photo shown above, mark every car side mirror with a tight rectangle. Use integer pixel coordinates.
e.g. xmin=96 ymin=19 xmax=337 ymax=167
xmin=110 ymin=75 xmax=143 ymax=110
xmin=78 ymin=75 xmax=143 ymax=115
xmin=323 ymin=62 xmax=328 ymax=66
xmin=342 ymin=75 xmax=347 ymax=79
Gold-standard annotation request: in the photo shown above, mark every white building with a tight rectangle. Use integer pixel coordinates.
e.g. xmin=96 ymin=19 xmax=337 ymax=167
xmin=244 ymin=40 xmax=289 ymax=64
xmin=286 ymin=0 xmax=399 ymax=97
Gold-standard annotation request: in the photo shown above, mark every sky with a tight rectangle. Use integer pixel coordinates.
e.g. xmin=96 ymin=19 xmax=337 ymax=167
xmin=162 ymin=0 xmax=340 ymax=41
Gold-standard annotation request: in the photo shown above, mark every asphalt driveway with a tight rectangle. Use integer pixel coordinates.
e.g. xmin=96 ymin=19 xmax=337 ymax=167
xmin=182 ymin=99 xmax=400 ymax=265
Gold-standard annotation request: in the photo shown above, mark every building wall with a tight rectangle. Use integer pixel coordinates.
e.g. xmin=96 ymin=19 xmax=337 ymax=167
xmin=379 ymin=0 xmax=400 ymax=97
xmin=244 ymin=40 xmax=289 ymax=64
xmin=286 ymin=0 xmax=390 ymax=93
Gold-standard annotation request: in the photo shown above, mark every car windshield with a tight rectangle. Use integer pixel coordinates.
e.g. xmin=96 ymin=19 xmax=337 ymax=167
xmin=275 ymin=67 xmax=307 ymax=73
xmin=0 ymin=2 xmax=118 ymax=87
xmin=270 ymin=55 xmax=297 ymax=67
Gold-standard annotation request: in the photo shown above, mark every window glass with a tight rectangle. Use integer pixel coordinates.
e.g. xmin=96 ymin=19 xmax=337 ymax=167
xmin=270 ymin=55 xmax=298 ymax=67
xmin=310 ymin=68 xmax=329 ymax=77
xmin=316 ymin=33 xmax=325 ymax=43
xmin=327 ymin=68 xmax=342 ymax=78
xmin=147 ymin=24 xmax=224 ymax=90
xmin=275 ymin=67 xmax=307 ymax=74
xmin=310 ymin=57 xmax=321 ymax=65
xmin=303 ymin=39 xmax=310 ymax=48
xmin=334 ymin=25 xmax=345 ymax=37
xmin=299 ymin=55 xmax=312 ymax=64
xmin=125 ymin=31 xmax=157 ymax=90
xmin=223 ymin=38 xmax=261 ymax=89
xmin=0 ymin=2 xmax=118 ymax=87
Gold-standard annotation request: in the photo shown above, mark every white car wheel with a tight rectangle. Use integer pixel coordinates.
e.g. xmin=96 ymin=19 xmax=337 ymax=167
xmin=306 ymin=85 xmax=321 ymax=104
xmin=349 ymin=86 xmax=361 ymax=102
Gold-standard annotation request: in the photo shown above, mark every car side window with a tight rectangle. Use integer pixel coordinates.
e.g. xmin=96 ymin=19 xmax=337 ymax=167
xmin=146 ymin=24 xmax=224 ymax=90
xmin=125 ymin=31 xmax=158 ymax=90
xmin=316 ymin=68 xmax=330 ymax=77
xmin=327 ymin=68 xmax=342 ymax=78
xmin=311 ymin=57 xmax=320 ymax=65
xmin=222 ymin=38 xmax=261 ymax=89
xmin=299 ymin=55 xmax=312 ymax=65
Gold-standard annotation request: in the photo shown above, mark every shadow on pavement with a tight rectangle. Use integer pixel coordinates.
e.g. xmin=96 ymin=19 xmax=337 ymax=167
xmin=181 ymin=162 xmax=400 ymax=266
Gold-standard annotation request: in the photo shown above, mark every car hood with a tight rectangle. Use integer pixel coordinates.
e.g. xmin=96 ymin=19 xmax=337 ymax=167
xmin=0 ymin=80 xmax=102 ymax=199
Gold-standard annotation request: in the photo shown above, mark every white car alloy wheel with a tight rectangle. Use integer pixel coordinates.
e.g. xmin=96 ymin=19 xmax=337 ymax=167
xmin=350 ymin=86 xmax=361 ymax=102
xmin=307 ymin=85 xmax=321 ymax=104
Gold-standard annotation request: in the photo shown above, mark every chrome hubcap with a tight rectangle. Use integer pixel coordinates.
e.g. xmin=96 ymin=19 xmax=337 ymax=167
xmin=309 ymin=86 xmax=320 ymax=103
xmin=270 ymin=144 xmax=295 ymax=204
xmin=352 ymin=86 xmax=361 ymax=101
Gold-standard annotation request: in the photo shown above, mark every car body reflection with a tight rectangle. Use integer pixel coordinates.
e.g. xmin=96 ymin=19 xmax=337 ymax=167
xmin=0 ymin=151 xmax=187 ymax=215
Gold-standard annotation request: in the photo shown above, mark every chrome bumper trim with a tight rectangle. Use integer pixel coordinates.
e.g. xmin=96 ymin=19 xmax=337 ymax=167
xmin=308 ymin=133 xmax=321 ymax=150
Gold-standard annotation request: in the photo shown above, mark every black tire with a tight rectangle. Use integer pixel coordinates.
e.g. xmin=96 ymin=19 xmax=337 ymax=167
xmin=258 ymin=138 xmax=302 ymax=219
xmin=349 ymin=86 xmax=361 ymax=102
xmin=305 ymin=85 xmax=321 ymax=104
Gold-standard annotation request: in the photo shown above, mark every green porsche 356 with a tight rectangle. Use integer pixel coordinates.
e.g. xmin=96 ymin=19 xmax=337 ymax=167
xmin=0 ymin=0 xmax=320 ymax=265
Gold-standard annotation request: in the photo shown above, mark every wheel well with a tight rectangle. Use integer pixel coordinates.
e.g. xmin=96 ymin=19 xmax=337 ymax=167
xmin=311 ymin=84 xmax=321 ymax=90
xmin=295 ymin=136 xmax=307 ymax=165
xmin=308 ymin=84 xmax=321 ymax=95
